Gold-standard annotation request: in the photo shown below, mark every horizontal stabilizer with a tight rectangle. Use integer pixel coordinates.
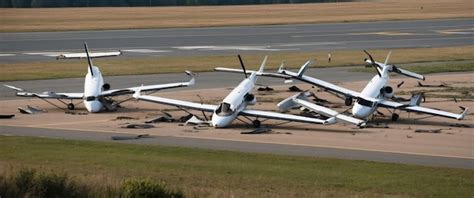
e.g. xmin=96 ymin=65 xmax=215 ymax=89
xmin=56 ymin=51 xmax=122 ymax=59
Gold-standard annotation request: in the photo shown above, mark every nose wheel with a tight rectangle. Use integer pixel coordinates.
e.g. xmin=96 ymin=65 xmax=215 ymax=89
xmin=391 ymin=113 xmax=399 ymax=121
xmin=67 ymin=103 xmax=75 ymax=110
xmin=252 ymin=120 xmax=261 ymax=128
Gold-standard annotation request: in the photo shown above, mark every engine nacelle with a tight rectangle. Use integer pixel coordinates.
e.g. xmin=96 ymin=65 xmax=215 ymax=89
xmin=244 ymin=93 xmax=256 ymax=105
xmin=380 ymin=86 xmax=394 ymax=98
xmin=345 ymin=96 xmax=353 ymax=106
xmin=102 ymin=83 xmax=111 ymax=91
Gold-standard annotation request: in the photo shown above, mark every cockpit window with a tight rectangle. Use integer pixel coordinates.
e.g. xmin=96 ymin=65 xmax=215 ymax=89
xmin=356 ymin=98 xmax=374 ymax=107
xmin=86 ymin=96 xmax=96 ymax=101
xmin=215 ymin=102 xmax=233 ymax=116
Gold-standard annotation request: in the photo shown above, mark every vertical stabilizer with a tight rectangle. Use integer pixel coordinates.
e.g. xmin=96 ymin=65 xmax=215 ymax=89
xmin=384 ymin=51 xmax=392 ymax=65
xmin=297 ymin=60 xmax=313 ymax=77
xmin=84 ymin=42 xmax=94 ymax=76
xmin=258 ymin=56 xmax=268 ymax=73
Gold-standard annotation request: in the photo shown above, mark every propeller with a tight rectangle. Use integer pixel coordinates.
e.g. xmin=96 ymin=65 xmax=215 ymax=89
xmin=237 ymin=54 xmax=247 ymax=79
xmin=363 ymin=50 xmax=381 ymax=77
xmin=397 ymin=81 xmax=405 ymax=88
xmin=84 ymin=42 xmax=94 ymax=76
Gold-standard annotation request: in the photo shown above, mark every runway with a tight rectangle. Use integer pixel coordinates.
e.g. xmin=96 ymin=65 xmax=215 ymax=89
xmin=1 ymin=125 xmax=472 ymax=169
xmin=1 ymin=18 xmax=472 ymax=63
xmin=0 ymin=66 xmax=375 ymax=100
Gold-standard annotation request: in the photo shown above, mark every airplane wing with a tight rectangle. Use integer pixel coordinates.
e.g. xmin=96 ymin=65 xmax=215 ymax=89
xmin=239 ymin=109 xmax=336 ymax=125
xmin=4 ymin=84 xmax=83 ymax=99
xmin=281 ymin=69 xmax=360 ymax=98
xmin=214 ymin=67 xmax=290 ymax=79
xmin=378 ymin=100 xmax=468 ymax=120
xmin=134 ymin=94 xmax=217 ymax=112
xmin=292 ymin=98 xmax=366 ymax=127
xmin=100 ymin=71 xmax=195 ymax=97
xmin=56 ymin=51 xmax=122 ymax=59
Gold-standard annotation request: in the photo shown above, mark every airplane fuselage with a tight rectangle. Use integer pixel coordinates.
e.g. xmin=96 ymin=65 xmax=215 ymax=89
xmin=352 ymin=68 xmax=389 ymax=119
xmin=83 ymin=66 xmax=104 ymax=113
xmin=211 ymin=74 xmax=257 ymax=128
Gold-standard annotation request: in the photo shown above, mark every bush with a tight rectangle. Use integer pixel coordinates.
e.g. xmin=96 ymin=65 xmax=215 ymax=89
xmin=0 ymin=168 xmax=83 ymax=198
xmin=121 ymin=178 xmax=184 ymax=198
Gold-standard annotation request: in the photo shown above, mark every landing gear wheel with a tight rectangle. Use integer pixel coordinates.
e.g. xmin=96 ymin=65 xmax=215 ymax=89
xmin=252 ymin=120 xmax=261 ymax=128
xmin=67 ymin=103 xmax=75 ymax=110
xmin=391 ymin=113 xmax=399 ymax=121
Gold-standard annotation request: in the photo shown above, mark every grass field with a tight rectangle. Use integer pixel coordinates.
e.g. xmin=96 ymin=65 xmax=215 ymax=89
xmin=0 ymin=136 xmax=473 ymax=197
xmin=1 ymin=0 xmax=473 ymax=32
xmin=1 ymin=46 xmax=473 ymax=81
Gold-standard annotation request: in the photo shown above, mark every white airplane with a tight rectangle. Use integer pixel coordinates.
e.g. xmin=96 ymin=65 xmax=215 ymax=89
xmin=4 ymin=42 xmax=195 ymax=113
xmin=216 ymin=50 xmax=468 ymax=122
xmin=134 ymin=55 xmax=337 ymax=128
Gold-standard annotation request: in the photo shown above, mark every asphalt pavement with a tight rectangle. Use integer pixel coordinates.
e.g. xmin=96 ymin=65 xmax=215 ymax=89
xmin=1 ymin=18 xmax=472 ymax=63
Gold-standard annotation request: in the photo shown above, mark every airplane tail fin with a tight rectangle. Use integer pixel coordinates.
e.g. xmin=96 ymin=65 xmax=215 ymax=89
xmin=296 ymin=60 xmax=313 ymax=77
xmin=84 ymin=42 xmax=94 ymax=76
xmin=384 ymin=51 xmax=392 ymax=65
xmin=185 ymin=70 xmax=196 ymax=86
xmin=258 ymin=56 xmax=268 ymax=74
xmin=277 ymin=61 xmax=286 ymax=73
xmin=457 ymin=107 xmax=469 ymax=120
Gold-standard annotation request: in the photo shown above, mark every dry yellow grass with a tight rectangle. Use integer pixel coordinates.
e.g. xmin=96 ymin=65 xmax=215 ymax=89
xmin=1 ymin=0 xmax=473 ymax=32
xmin=1 ymin=46 xmax=473 ymax=81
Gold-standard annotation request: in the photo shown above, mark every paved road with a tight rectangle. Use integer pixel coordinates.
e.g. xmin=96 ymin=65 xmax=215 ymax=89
xmin=1 ymin=125 xmax=472 ymax=169
xmin=1 ymin=19 xmax=472 ymax=63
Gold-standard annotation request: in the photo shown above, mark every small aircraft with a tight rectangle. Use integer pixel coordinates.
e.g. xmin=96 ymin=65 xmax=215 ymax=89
xmin=134 ymin=55 xmax=337 ymax=128
xmin=4 ymin=42 xmax=195 ymax=113
xmin=215 ymin=50 xmax=468 ymax=122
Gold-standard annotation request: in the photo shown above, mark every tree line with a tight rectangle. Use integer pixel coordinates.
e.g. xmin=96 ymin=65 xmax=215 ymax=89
xmin=1 ymin=0 xmax=348 ymax=8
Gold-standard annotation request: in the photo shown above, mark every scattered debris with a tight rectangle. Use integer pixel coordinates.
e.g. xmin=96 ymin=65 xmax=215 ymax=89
xmin=449 ymin=123 xmax=471 ymax=128
xmin=179 ymin=114 xmax=195 ymax=123
xmin=18 ymin=105 xmax=48 ymax=114
xmin=241 ymin=128 xmax=272 ymax=134
xmin=145 ymin=115 xmax=175 ymax=123
xmin=415 ymin=129 xmax=442 ymax=133
xmin=417 ymin=81 xmax=447 ymax=87
xmin=365 ymin=123 xmax=389 ymax=128
xmin=122 ymin=124 xmax=155 ymax=129
xmin=288 ymin=85 xmax=302 ymax=92
xmin=114 ymin=116 xmax=139 ymax=120
xmin=311 ymin=95 xmax=330 ymax=103
xmin=257 ymin=86 xmax=274 ymax=91
xmin=397 ymin=81 xmax=405 ymax=88
xmin=185 ymin=115 xmax=207 ymax=125
xmin=0 ymin=114 xmax=14 ymax=119
xmin=65 ymin=111 xmax=88 ymax=115
xmin=111 ymin=134 xmax=151 ymax=140
xmin=193 ymin=125 xmax=211 ymax=130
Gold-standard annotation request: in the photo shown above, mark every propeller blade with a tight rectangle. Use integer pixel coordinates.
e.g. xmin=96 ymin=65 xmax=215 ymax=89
xmin=84 ymin=42 xmax=94 ymax=76
xmin=363 ymin=50 xmax=381 ymax=77
xmin=237 ymin=54 xmax=247 ymax=78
